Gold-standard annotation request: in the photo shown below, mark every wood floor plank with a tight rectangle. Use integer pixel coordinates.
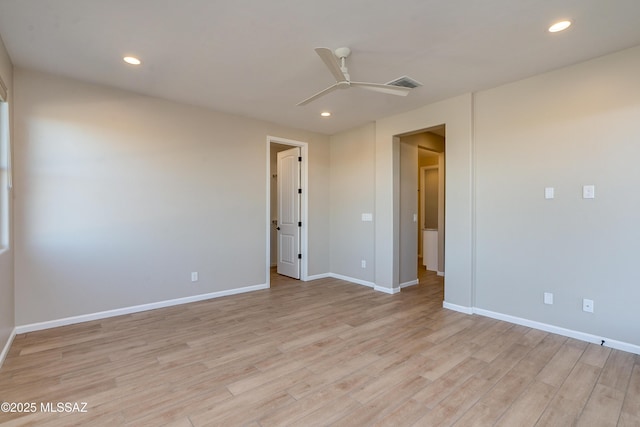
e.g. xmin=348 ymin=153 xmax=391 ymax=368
xmin=536 ymin=361 xmax=602 ymax=426
xmin=259 ymin=371 xmax=372 ymax=426
xmin=598 ymin=349 xmax=636 ymax=392
xmin=412 ymin=376 xmax=493 ymax=426
xmin=411 ymin=356 xmax=488 ymax=409
xmin=580 ymin=343 xmax=612 ymax=368
xmin=1 ymin=267 xmax=637 ymax=426
xmin=332 ymin=375 xmax=431 ymax=426
xmin=576 ymin=383 xmax=625 ymax=427
xmin=620 ymin=363 xmax=640 ymax=423
xmin=372 ymin=398 xmax=428 ymax=427
xmin=495 ymin=380 xmax=556 ymax=427
xmin=286 ymin=396 xmax=363 ymax=427
xmin=453 ymin=371 xmax=533 ymax=426
xmin=536 ymin=340 xmax=587 ymax=387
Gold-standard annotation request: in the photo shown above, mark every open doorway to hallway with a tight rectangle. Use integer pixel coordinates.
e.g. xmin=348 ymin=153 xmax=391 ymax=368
xmin=398 ymin=125 xmax=445 ymax=290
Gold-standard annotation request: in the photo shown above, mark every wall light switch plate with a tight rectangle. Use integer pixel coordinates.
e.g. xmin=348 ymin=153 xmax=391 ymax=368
xmin=191 ymin=272 xmax=199 ymax=282
xmin=544 ymin=187 xmax=554 ymax=199
xmin=544 ymin=292 xmax=553 ymax=305
xmin=583 ymin=185 xmax=595 ymax=199
xmin=361 ymin=213 xmax=373 ymax=222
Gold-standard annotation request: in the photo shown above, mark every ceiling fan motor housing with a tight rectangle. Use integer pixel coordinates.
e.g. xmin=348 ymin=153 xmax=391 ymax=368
xmin=334 ymin=47 xmax=351 ymax=59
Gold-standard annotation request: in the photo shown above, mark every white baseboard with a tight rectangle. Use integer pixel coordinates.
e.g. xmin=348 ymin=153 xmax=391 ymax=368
xmin=400 ymin=279 xmax=419 ymax=289
xmin=310 ymin=272 xmax=402 ymax=295
xmin=473 ymin=308 xmax=640 ymax=356
xmin=15 ymin=283 xmax=268 ymax=335
xmin=437 ymin=271 xmax=445 ymax=277
xmin=442 ymin=301 xmax=474 ymax=315
xmin=442 ymin=302 xmax=640 ymax=356
xmin=0 ymin=328 xmax=17 ymax=368
xmin=374 ymin=285 xmax=400 ymax=295
xmin=328 ymin=273 xmax=375 ymax=288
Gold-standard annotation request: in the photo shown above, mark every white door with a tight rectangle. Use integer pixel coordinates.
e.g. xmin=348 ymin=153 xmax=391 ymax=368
xmin=277 ymin=147 xmax=301 ymax=279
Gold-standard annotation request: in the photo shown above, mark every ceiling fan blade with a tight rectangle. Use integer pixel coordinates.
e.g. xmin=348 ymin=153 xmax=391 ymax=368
xmin=350 ymin=82 xmax=411 ymax=96
xmin=297 ymin=83 xmax=339 ymax=106
xmin=315 ymin=47 xmax=346 ymax=82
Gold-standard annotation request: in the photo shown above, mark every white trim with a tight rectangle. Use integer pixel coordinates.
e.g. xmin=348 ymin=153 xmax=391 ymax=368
xmin=442 ymin=301 xmax=474 ymax=315
xmin=15 ymin=284 xmax=268 ymax=335
xmin=400 ymin=279 xmax=419 ymax=289
xmin=329 ymin=273 xmax=375 ymax=288
xmin=437 ymin=271 xmax=445 ymax=277
xmin=306 ymin=273 xmax=404 ymax=295
xmin=0 ymin=327 xmax=16 ymax=368
xmin=442 ymin=302 xmax=640 ymax=355
xmin=473 ymin=308 xmax=640 ymax=356
xmin=374 ymin=285 xmax=400 ymax=295
xmin=266 ymin=136 xmax=309 ymax=286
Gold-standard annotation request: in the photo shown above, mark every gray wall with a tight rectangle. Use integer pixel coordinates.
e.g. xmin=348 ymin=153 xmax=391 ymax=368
xmin=13 ymin=69 xmax=330 ymax=325
xmin=474 ymin=45 xmax=640 ymax=346
xmin=0 ymin=35 xmax=14 ymax=357
xmin=398 ymin=138 xmax=418 ymax=285
xmin=329 ymin=123 xmax=375 ymax=283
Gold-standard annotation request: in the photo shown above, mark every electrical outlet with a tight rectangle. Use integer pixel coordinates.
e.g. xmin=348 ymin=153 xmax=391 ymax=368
xmin=583 ymin=298 xmax=594 ymax=313
xmin=544 ymin=292 xmax=553 ymax=305
xmin=361 ymin=260 xmax=366 ymax=269
xmin=191 ymin=272 xmax=199 ymax=282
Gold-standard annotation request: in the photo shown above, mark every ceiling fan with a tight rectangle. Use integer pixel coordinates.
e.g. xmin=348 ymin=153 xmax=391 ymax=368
xmin=297 ymin=47 xmax=411 ymax=106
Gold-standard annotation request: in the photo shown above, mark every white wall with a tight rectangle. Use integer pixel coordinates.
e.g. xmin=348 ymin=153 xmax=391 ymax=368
xmin=329 ymin=123 xmax=375 ymax=283
xmin=13 ymin=69 xmax=330 ymax=326
xmin=474 ymin=45 xmax=640 ymax=346
xmin=0 ymin=34 xmax=14 ymax=360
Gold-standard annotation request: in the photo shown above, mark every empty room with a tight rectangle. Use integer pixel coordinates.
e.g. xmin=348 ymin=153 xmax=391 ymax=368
xmin=0 ymin=1 xmax=639 ymax=426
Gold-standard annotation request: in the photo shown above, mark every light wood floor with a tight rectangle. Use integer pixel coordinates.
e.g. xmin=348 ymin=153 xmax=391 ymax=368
xmin=1 ymin=268 xmax=639 ymax=426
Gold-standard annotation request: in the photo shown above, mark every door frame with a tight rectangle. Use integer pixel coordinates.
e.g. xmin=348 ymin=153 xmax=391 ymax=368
xmin=266 ymin=136 xmax=308 ymax=286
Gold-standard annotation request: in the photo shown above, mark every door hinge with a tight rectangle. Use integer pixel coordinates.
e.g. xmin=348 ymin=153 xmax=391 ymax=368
xmin=298 ymin=188 xmax=302 ymax=194
xmin=298 ymin=156 xmax=302 ymax=162
xmin=298 ymin=221 xmax=302 ymax=227
xmin=298 ymin=254 xmax=302 ymax=259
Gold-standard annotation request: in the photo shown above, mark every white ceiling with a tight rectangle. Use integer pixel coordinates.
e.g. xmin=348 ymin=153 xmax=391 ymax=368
xmin=1 ymin=0 xmax=639 ymax=135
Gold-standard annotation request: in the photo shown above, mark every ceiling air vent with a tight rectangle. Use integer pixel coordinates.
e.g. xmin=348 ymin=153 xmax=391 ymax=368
xmin=386 ymin=75 xmax=423 ymax=89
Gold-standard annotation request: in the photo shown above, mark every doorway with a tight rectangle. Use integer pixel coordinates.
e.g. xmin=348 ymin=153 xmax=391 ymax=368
xmin=266 ymin=136 xmax=309 ymax=286
xmin=398 ymin=125 xmax=445 ymax=288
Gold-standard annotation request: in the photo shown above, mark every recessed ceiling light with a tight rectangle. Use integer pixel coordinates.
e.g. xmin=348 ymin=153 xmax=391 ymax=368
xmin=320 ymin=112 xmax=331 ymax=117
xmin=123 ymin=56 xmax=141 ymax=65
xmin=548 ymin=20 xmax=572 ymax=33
